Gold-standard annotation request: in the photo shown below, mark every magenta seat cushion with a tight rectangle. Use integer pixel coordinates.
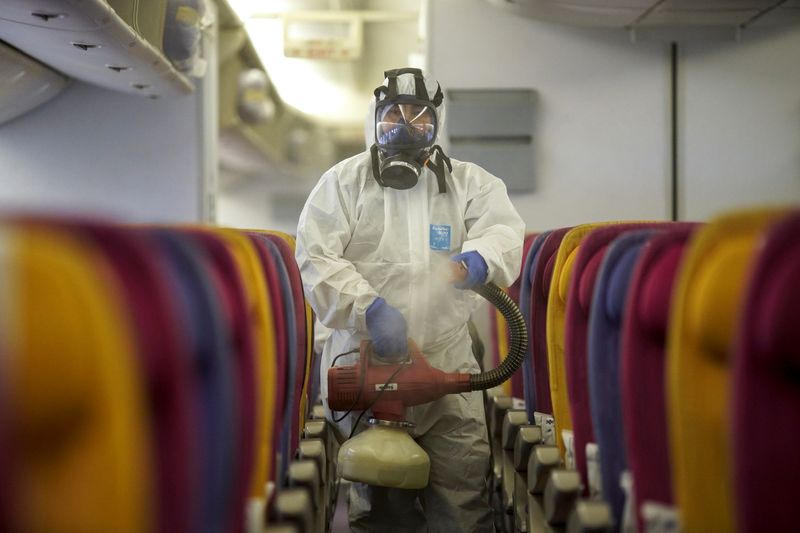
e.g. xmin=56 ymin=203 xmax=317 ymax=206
xmin=621 ymin=226 xmax=697 ymax=533
xmin=732 ymin=212 xmax=800 ymax=533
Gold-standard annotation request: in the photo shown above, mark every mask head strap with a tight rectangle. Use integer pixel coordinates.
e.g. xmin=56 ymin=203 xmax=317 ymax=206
xmin=426 ymin=145 xmax=452 ymax=194
xmin=370 ymin=144 xmax=385 ymax=187
xmin=374 ymin=67 xmax=443 ymax=107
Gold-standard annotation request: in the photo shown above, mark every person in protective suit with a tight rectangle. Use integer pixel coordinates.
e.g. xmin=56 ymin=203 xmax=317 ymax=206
xmin=295 ymin=67 xmax=525 ymax=532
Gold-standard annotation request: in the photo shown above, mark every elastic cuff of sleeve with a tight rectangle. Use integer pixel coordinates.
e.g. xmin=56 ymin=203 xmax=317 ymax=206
xmin=355 ymin=293 xmax=380 ymax=331
xmin=461 ymin=242 xmax=498 ymax=284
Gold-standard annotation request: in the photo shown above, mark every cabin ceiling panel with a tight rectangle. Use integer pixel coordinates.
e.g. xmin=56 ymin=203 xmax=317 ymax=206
xmin=488 ymin=0 xmax=800 ymax=30
xmin=638 ymin=9 xmax=762 ymax=27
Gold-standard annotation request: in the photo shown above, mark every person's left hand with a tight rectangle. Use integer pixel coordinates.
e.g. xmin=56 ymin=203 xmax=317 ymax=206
xmin=450 ymin=251 xmax=488 ymax=289
xmin=365 ymin=297 xmax=409 ymax=361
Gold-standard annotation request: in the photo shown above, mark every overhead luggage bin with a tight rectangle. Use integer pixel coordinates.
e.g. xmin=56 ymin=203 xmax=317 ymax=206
xmin=162 ymin=0 xmax=208 ymax=75
xmin=667 ymin=207 xmax=789 ymax=533
xmin=216 ymin=1 xmax=290 ymax=174
xmin=0 ymin=42 xmax=68 ymax=125
xmin=0 ymin=0 xmax=195 ymax=98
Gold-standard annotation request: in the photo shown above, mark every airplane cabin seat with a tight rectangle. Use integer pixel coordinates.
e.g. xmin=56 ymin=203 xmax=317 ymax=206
xmin=4 ymin=224 xmax=154 ymax=533
xmin=547 ymin=223 xmax=607 ymax=460
xmin=620 ymin=226 xmax=697 ymax=533
xmin=667 ymin=208 xmax=788 ymax=533
xmin=519 ymin=231 xmax=551 ymax=419
xmin=587 ymin=229 xmax=660 ymax=529
xmin=732 ymin=211 xmax=800 ymax=533
xmin=149 ymin=228 xmax=237 ymax=533
xmin=532 ymin=228 xmax=572 ymax=416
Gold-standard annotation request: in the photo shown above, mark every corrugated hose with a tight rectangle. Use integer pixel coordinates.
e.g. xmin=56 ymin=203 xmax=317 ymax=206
xmin=468 ymin=282 xmax=528 ymax=391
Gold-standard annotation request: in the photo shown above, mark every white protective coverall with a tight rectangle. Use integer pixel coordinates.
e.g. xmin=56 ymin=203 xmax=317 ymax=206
xmin=295 ymin=71 xmax=525 ymax=532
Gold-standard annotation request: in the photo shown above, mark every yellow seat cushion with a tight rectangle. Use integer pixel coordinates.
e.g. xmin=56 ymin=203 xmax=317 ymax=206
xmin=546 ymin=223 xmax=607 ymax=456
xmin=667 ymin=208 xmax=789 ymax=533
xmin=256 ymin=230 xmax=314 ymax=442
xmin=2 ymin=224 xmax=153 ymax=533
xmin=214 ymin=229 xmax=278 ymax=499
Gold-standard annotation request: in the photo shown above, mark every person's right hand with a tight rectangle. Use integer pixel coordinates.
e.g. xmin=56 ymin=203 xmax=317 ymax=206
xmin=365 ymin=297 xmax=408 ymax=362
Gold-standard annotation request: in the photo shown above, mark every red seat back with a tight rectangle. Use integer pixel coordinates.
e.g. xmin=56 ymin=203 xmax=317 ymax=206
xmin=732 ymin=212 xmax=800 ymax=533
xmin=621 ymin=226 xmax=696 ymax=532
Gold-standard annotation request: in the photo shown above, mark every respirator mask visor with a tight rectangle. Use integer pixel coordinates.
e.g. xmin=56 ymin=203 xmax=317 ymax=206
xmin=375 ymin=99 xmax=437 ymax=153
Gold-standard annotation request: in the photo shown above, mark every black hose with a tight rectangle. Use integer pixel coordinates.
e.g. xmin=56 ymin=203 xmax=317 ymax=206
xmin=468 ymin=282 xmax=528 ymax=391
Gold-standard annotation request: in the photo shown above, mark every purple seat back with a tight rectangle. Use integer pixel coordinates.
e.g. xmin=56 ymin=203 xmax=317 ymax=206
xmin=188 ymin=230 xmax=256 ymax=533
xmin=588 ymin=229 xmax=658 ymax=529
xmin=508 ymin=234 xmax=538 ymax=399
xmin=520 ymin=231 xmax=550 ymax=418
xmin=150 ymin=229 xmax=235 ymax=533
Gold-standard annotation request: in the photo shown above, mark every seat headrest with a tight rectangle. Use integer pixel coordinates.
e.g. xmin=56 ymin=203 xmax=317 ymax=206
xmin=578 ymin=246 xmax=607 ymax=314
xmin=752 ymin=246 xmax=800 ymax=367
xmin=687 ymin=238 xmax=752 ymax=359
xmin=558 ymin=248 xmax=578 ymax=302
xmin=604 ymin=245 xmax=642 ymax=324
xmin=542 ymin=252 xmax=556 ymax=298
xmin=637 ymin=244 xmax=683 ymax=340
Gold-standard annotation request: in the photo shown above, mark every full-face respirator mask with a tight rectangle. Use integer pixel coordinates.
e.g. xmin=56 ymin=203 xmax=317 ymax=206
xmin=370 ymin=68 xmax=452 ymax=193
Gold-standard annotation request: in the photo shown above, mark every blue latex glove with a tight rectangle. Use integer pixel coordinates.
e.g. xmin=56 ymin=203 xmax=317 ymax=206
xmin=365 ymin=297 xmax=408 ymax=361
xmin=452 ymin=251 xmax=488 ymax=289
